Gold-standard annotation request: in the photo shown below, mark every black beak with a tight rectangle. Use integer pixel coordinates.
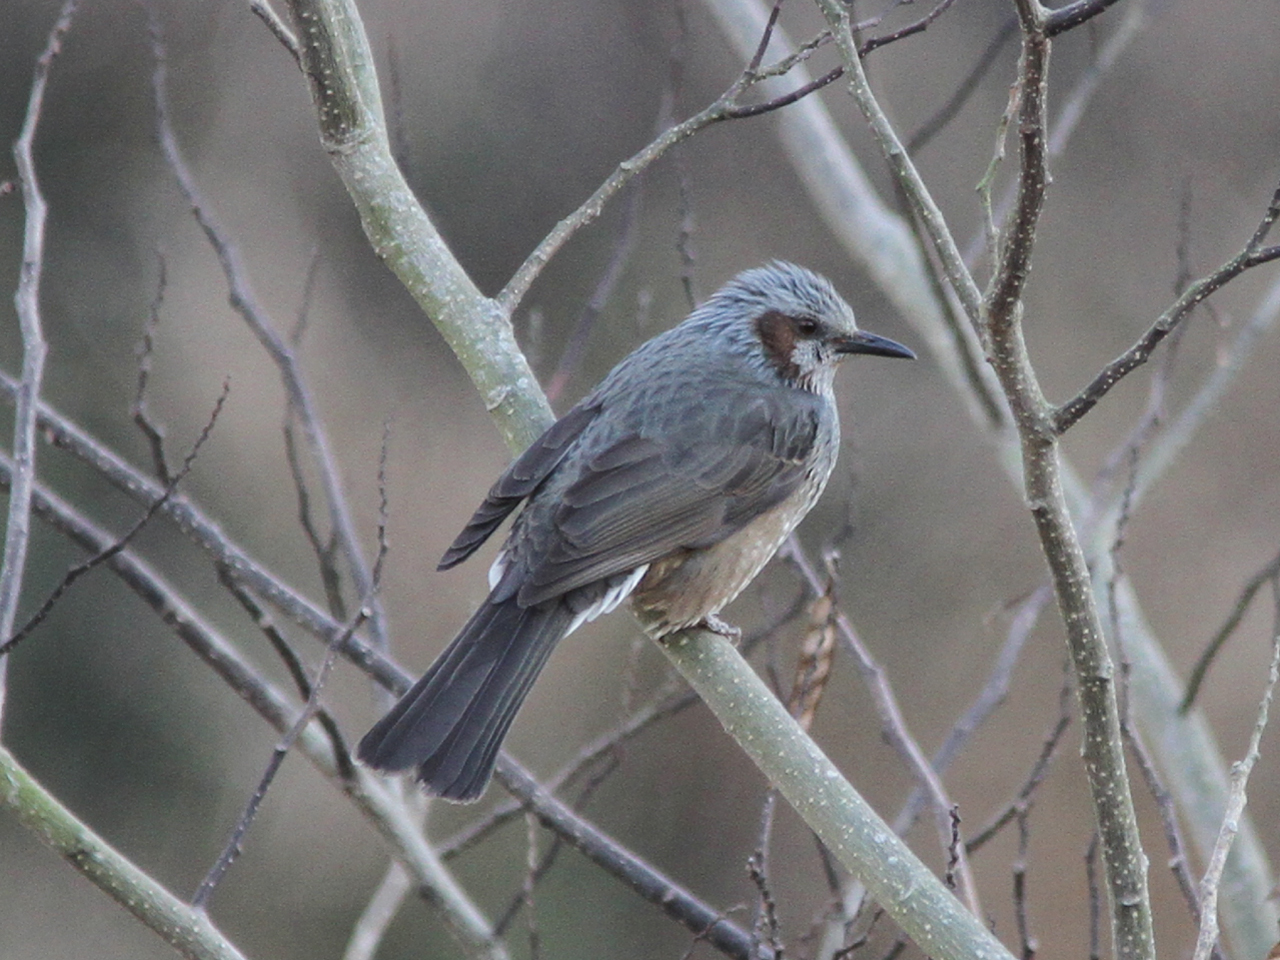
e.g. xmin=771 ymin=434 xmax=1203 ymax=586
xmin=835 ymin=329 xmax=916 ymax=360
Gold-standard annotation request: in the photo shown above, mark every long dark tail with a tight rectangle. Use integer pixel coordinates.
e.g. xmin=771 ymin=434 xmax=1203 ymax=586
xmin=357 ymin=596 xmax=574 ymax=802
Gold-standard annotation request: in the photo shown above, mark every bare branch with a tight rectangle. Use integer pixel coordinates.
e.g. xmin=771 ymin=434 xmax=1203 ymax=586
xmin=784 ymin=536 xmax=983 ymax=918
xmin=1012 ymin=812 xmax=1037 ymax=960
xmin=0 ymin=0 xmax=75 ymax=726
xmin=908 ymin=18 xmax=1017 ymax=155
xmin=544 ymin=179 xmax=643 ymax=404
xmin=1 ymin=381 xmax=230 ymax=659
xmin=1191 ymin=582 xmax=1280 ymax=960
xmin=1121 ymin=703 xmax=1208 ymax=947
xmin=493 ymin=758 xmax=773 ymax=960
xmin=133 ymin=251 xmax=172 ymax=483
xmin=812 ymin=0 xmax=985 ymax=332
xmin=191 ymin=603 xmax=370 ymax=910
xmin=1045 ymin=0 xmax=1125 ymax=36
xmin=895 ymin=587 xmax=1050 ymax=837
xmin=196 ymin=423 xmax=389 ymax=912
xmin=0 ymin=745 xmax=250 ymax=960
xmin=217 ymin=566 xmax=352 ymax=778
xmin=343 ymin=861 xmax=412 ymax=960
xmin=247 ymin=0 xmax=300 ymax=64
xmin=0 ymin=448 xmax=506 ymax=957
xmin=1182 ymin=548 xmax=1280 ymax=713
xmin=965 ymin=2 xmax=1149 ymax=270
xmin=148 ymin=12 xmax=391 ymax=651
xmin=440 ymin=594 xmax=803 ymax=858
xmin=966 ymin=673 xmax=1071 ymax=853
xmin=1055 ymin=179 xmax=1280 ymax=434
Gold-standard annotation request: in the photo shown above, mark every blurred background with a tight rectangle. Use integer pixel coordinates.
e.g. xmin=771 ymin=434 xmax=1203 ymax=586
xmin=1 ymin=0 xmax=1278 ymax=957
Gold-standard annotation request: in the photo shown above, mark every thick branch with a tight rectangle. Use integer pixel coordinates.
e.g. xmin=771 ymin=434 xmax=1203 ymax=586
xmin=0 ymin=450 xmax=506 ymax=957
xmin=0 ymin=746 xmax=249 ymax=960
xmin=283 ymin=0 xmax=553 ymax=452
xmin=659 ymin=628 xmax=1014 ymax=960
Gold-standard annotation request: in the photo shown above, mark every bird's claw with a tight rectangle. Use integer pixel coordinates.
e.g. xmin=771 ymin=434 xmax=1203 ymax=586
xmin=699 ymin=614 xmax=743 ymax=645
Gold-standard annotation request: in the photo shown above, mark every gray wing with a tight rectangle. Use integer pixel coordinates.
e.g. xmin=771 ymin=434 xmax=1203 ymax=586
xmin=506 ymin=386 xmax=825 ymax=606
xmin=439 ymin=401 xmax=602 ymax=570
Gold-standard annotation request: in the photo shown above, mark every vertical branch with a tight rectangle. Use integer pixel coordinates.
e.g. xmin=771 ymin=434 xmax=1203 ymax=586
xmin=0 ymin=0 xmax=77 ymax=725
xmin=980 ymin=6 xmax=1154 ymax=960
xmin=1190 ymin=583 xmax=1280 ymax=960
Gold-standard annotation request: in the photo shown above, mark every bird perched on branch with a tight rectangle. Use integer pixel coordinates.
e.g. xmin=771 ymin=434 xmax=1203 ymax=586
xmin=358 ymin=262 xmax=914 ymax=801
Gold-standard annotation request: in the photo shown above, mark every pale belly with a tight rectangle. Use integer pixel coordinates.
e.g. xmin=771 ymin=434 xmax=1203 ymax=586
xmin=629 ymin=471 xmax=827 ymax=637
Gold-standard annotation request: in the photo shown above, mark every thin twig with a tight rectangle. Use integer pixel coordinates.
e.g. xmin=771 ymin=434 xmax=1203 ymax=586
xmin=964 ymin=1 xmax=1149 ymax=269
xmin=148 ymin=12 xmax=390 ymax=651
xmin=283 ymin=418 xmax=346 ymax=620
xmin=290 ymin=245 xmax=323 ymax=347
xmin=192 ymin=435 xmax=388 ymax=910
xmin=247 ymin=0 xmax=300 ymax=64
xmin=0 ymin=369 xmax=403 ymax=685
xmin=0 ymin=745 xmax=251 ymax=960
xmin=782 ymin=535 xmax=982 ymax=918
xmin=216 ymin=566 xmax=353 ymax=780
xmin=1 ymin=381 xmax=231 ymax=659
xmin=1055 ymin=179 xmax=1280 ymax=434
xmin=894 ymin=586 xmax=1050 ymax=837
xmin=0 ymin=0 xmax=76 ymax=724
xmin=1190 ymin=581 xmax=1280 ymax=960
xmin=966 ymin=671 xmax=1071 ymax=853
xmin=0 ymin=449 xmax=504 ymax=956
xmin=1121 ymin=709 xmax=1208 ymax=947
xmin=1012 ymin=811 xmax=1037 ymax=960
xmin=440 ymin=590 xmax=803 ymax=858
xmin=668 ymin=0 xmax=700 ymax=308
xmin=544 ymin=178 xmax=644 ymax=404
xmin=493 ymin=758 xmax=773 ymax=960
xmin=1181 ymin=548 xmax=1280 ymax=713
xmin=493 ymin=744 xmax=623 ymax=937
xmin=133 ymin=251 xmax=172 ymax=483
xmin=748 ymin=849 xmax=784 ymax=960
xmin=342 ymin=861 xmax=411 ymax=960
xmin=908 ymin=18 xmax=1017 ymax=155
xmin=1045 ymin=0 xmax=1125 ymax=36
xmin=859 ymin=0 xmax=960 ymax=56
xmin=499 ymin=0 xmax=965 ymax=315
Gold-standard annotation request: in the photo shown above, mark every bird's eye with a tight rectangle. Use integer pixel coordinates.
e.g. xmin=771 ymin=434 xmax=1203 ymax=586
xmin=795 ymin=317 xmax=820 ymax=337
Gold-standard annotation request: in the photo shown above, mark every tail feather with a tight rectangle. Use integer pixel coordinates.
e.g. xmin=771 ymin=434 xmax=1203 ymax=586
xmin=357 ymin=597 xmax=574 ymax=801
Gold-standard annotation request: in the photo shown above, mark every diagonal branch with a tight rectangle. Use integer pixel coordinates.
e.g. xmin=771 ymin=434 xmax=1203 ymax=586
xmin=0 ymin=448 xmax=508 ymax=958
xmin=1054 ymin=180 xmax=1280 ymax=434
xmin=0 ymin=745 xmax=250 ymax=960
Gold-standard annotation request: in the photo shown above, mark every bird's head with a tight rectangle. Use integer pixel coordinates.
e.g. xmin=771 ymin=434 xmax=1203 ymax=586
xmin=700 ymin=261 xmax=915 ymax=393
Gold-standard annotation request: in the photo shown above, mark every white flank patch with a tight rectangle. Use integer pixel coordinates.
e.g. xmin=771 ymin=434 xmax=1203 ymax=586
xmin=566 ymin=564 xmax=649 ymax=637
xmin=488 ymin=549 xmax=510 ymax=590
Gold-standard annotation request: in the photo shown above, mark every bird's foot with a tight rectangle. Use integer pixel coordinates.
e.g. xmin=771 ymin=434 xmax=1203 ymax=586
xmin=698 ymin=614 xmax=743 ymax=645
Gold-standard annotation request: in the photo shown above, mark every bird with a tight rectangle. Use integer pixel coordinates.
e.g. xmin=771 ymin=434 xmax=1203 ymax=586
xmin=357 ymin=261 xmax=915 ymax=801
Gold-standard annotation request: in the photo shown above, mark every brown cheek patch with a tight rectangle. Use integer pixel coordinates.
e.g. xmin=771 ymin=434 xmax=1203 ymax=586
xmin=755 ymin=310 xmax=800 ymax=381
